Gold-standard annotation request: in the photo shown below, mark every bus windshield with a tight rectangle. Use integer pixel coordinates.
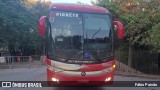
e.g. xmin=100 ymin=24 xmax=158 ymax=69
xmin=47 ymin=11 xmax=113 ymax=64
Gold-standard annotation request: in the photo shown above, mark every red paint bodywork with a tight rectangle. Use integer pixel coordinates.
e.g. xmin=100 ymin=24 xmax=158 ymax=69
xmin=50 ymin=3 xmax=110 ymax=14
xmin=79 ymin=60 xmax=114 ymax=72
xmin=47 ymin=60 xmax=115 ymax=86
xmin=113 ymin=21 xmax=124 ymax=39
xmin=38 ymin=16 xmax=46 ymax=36
xmin=41 ymin=3 xmax=122 ymax=86
xmin=47 ymin=68 xmax=114 ymax=86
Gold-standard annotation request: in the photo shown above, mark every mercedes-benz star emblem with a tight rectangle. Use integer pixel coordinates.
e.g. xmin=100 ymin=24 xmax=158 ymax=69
xmin=81 ymin=72 xmax=86 ymax=76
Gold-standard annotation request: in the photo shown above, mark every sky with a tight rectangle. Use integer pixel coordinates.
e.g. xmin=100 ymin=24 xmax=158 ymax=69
xmin=45 ymin=0 xmax=96 ymax=5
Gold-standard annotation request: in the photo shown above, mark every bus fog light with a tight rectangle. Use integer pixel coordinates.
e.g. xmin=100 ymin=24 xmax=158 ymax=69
xmin=105 ymin=77 xmax=111 ymax=82
xmin=56 ymin=79 xmax=59 ymax=83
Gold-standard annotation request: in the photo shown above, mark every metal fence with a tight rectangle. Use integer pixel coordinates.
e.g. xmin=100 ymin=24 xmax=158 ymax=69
xmin=0 ymin=53 xmax=159 ymax=79
xmin=115 ymin=60 xmax=142 ymax=74
xmin=0 ymin=55 xmax=44 ymax=69
xmin=114 ymin=50 xmax=160 ymax=75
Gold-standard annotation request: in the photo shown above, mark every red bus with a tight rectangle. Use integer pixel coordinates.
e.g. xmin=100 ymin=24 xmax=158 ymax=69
xmin=38 ymin=3 xmax=124 ymax=86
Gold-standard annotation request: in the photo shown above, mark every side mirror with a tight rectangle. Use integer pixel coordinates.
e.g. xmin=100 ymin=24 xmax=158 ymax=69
xmin=38 ymin=16 xmax=47 ymax=36
xmin=113 ymin=21 xmax=124 ymax=39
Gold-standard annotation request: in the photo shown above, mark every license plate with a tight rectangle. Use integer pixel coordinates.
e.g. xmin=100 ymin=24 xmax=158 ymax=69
xmin=78 ymin=80 xmax=89 ymax=83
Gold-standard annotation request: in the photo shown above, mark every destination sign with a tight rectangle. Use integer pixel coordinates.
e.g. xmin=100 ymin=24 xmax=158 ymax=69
xmin=56 ymin=12 xmax=79 ymax=18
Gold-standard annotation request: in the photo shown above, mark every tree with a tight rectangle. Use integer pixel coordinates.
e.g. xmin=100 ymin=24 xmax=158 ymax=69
xmin=0 ymin=0 xmax=51 ymax=56
xmin=95 ymin=0 xmax=160 ymax=67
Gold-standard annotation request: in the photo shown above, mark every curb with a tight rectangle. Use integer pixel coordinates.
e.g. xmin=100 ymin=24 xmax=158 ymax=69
xmin=115 ymin=72 xmax=160 ymax=80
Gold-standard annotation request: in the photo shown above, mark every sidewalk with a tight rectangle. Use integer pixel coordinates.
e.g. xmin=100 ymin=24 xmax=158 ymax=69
xmin=0 ymin=61 xmax=44 ymax=69
xmin=115 ymin=71 xmax=160 ymax=80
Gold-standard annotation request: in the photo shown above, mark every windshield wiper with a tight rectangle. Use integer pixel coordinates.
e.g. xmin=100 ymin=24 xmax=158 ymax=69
xmin=92 ymin=27 xmax=101 ymax=39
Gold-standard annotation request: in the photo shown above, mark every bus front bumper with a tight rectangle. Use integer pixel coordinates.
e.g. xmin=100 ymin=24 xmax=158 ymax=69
xmin=47 ymin=68 xmax=114 ymax=86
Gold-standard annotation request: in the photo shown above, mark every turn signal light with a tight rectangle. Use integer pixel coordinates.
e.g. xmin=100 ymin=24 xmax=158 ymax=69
xmin=112 ymin=64 xmax=116 ymax=69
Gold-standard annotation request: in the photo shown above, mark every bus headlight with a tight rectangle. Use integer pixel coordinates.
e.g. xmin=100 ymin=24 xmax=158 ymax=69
xmin=52 ymin=78 xmax=59 ymax=83
xmin=52 ymin=78 xmax=57 ymax=81
xmin=105 ymin=77 xmax=111 ymax=82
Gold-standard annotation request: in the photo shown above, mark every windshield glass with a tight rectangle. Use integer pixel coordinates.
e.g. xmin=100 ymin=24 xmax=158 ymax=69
xmin=47 ymin=11 xmax=113 ymax=64
xmin=83 ymin=14 xmax=112 ymax=60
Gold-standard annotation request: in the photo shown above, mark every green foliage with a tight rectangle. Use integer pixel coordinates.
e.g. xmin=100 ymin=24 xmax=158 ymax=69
xmin=96 ymin=0 xmax=120 ymax=19
xmin=147 ymin=23 xmax=160 ymax=52
xmin=95 ymin=0 xmax=160 ymax=51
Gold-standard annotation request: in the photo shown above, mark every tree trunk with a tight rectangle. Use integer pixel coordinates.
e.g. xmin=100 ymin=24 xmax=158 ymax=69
xmin=128 ymin=46 xmax=133 ymax=67
xmin=128 ymin=36 xmax=134 ymax=67
xmin=158 ymin=53 xmax=160 ymax=74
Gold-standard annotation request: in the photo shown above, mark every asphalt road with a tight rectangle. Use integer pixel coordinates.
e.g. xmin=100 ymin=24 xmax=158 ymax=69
xmin=0 ymin=66 xmax=159 ymax=90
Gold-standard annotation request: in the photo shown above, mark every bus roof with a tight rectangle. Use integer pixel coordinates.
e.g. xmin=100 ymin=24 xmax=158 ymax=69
xmin=49 ymin=3 xmax=110 ymax=14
